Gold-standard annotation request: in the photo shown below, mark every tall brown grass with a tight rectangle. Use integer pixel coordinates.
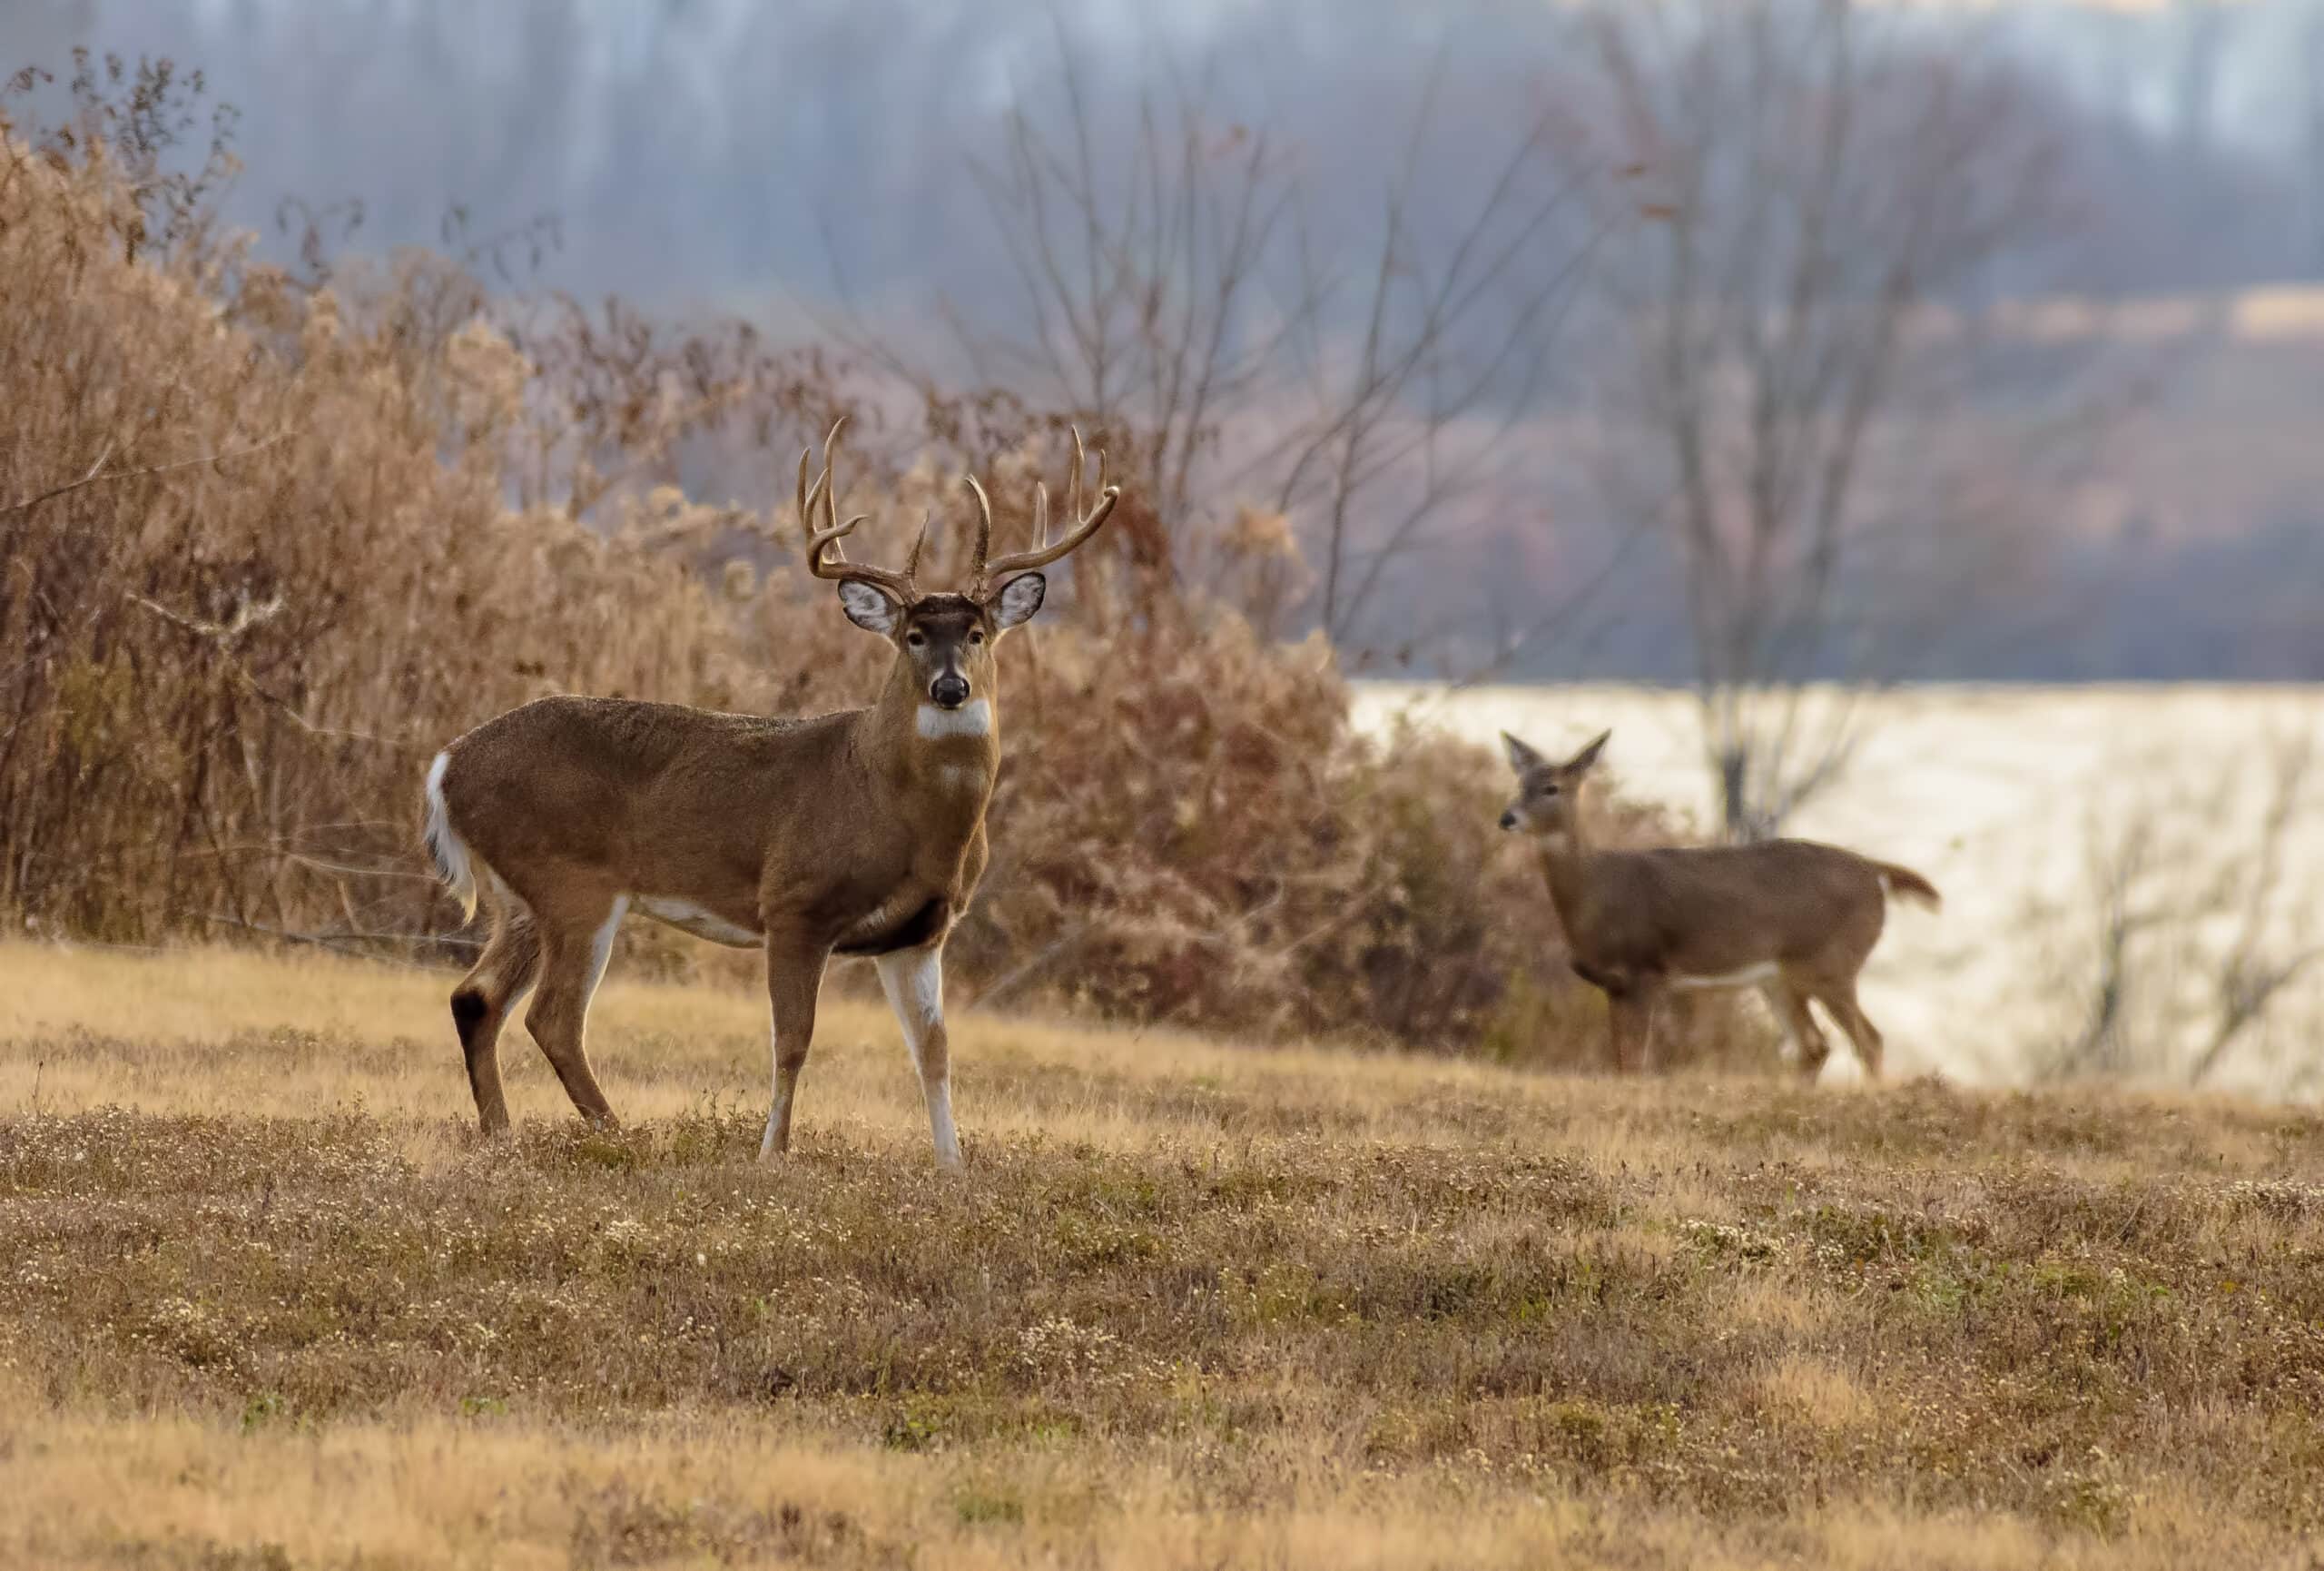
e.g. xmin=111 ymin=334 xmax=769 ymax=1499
xmin=0 ymin=59 xmax=1725 ymax=1064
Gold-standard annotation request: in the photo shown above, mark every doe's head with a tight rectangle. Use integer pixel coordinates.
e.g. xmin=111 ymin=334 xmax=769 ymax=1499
xmin=1498 ymin=728 xmax=1609 ymax=839
xmin=798 ymin=419 xmax=1117 ymax=712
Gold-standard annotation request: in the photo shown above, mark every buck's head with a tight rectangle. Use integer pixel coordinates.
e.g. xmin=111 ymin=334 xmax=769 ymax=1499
xmin=797 ymin=420 xmax=1118 ymax=721
xmin=834 ymin=588 xmax=1040 ymax=713
xmin=1498 ymin=729 xmax=1610 ymax=841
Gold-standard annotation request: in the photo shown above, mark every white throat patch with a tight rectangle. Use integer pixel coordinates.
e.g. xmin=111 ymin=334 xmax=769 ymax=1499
xmin=917 ymin=698 xmax=992 ymax=739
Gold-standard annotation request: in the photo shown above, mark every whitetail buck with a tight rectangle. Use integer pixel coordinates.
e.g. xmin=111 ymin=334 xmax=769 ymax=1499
xmin=421 ymin=420 xmax=1118 ymax=1167
xmin=1497 ymin=729 xmax=1939 ymax=1079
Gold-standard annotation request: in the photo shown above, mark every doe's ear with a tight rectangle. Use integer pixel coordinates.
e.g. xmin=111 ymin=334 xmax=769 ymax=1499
xmin=1501 ymin=732 xmax=1547 ymax=775
xmin=1565 ymin=729 xmax=1611 ymax=774
xmin=990 ymin=572 xmax=1047 ymax=632
xmin=837 ymin=581 xmax=902 ymax=637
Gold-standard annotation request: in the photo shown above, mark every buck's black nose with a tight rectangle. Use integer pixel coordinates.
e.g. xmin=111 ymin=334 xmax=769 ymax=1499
xmin=931 ymin=674 xmax=970 ymax=709
xmin=1499 ymin=809 xmax=1518 ymax=831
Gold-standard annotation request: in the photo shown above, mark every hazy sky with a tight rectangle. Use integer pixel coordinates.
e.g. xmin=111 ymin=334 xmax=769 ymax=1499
xmin=11 ymin=0 xmax=2322 ymax=306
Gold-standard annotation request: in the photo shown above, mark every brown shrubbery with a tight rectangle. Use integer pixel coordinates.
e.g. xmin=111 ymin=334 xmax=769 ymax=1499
xmin=0 ymin=62 xmax=1728 ymax=1064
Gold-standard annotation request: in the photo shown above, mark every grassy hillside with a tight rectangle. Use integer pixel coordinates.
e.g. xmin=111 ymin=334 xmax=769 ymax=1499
xmin=3 ymin=944 xmax=2322 ymax=1568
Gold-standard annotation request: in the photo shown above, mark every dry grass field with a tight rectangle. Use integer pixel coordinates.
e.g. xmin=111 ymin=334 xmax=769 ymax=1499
xmin=4 ymin=943 xmax=2324 ymax=1569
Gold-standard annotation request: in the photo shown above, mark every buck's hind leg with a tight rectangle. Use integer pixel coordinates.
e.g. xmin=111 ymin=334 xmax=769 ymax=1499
xmin=451 ymin=886 xmax=545 ymax=1134
xmin=875 ymin=943 xmax=962 ymax=1170
xmin=523 ymin=895 xmax=628 ymax=1127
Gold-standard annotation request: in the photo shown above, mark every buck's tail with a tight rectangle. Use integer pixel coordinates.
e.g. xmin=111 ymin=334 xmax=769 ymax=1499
xmin=423 ymin=751 xmax=478 ymax=923
xmin=1873 ymin=860 xmax=1941 ymax=912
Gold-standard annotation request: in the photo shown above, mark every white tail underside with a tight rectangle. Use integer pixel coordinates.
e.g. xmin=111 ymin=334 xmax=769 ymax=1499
xmin=423 ymin=751 xmax=478 ymax=921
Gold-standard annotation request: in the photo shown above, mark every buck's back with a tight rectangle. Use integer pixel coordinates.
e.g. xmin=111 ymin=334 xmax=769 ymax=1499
xmin=439 ymin=696 xmax=858 ymax=883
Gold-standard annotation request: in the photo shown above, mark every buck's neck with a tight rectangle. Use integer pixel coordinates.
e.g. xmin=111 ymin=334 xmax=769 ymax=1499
xmin=861 ymin=658 xmax=1000 ymax=825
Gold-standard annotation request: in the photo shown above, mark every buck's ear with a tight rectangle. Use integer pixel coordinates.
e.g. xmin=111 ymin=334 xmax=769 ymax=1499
xmin=1565 ymin=729 xmax=1611 ymax=773
xmin=1501 ymin=732 xmax=1547 ymax=775
xmin=837 ymin=581 xmax=902 ymax=637
xmin=990 ymin=572 xmax=1047 ymax=632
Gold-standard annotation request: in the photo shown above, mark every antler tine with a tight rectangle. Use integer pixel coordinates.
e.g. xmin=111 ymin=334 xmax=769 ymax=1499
xmin=802 ymin=417 xmax=853 ymax=566
xmin=796 ymin=415 xmax=919 ymax=600
xmin=980 ymin=424 xmax=1122 ymax=584
xmin=962 ymin=474 xmax=997 ymax=597
xmin=794 ymin=444 xmax=826 ymax=550
xmin=904 ymin=511 xmax=931 ymax=581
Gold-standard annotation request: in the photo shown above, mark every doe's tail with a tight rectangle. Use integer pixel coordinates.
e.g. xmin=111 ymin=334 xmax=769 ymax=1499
xmin=1873 ymin=860 xmax=1942 ymax=912
xmin=423 ymin=751 xmax=478 ymax=923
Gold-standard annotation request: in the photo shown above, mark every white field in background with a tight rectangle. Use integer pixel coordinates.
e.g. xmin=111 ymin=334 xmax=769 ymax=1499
xmin=1356 ymin=682 xmax=2324 ymax=1096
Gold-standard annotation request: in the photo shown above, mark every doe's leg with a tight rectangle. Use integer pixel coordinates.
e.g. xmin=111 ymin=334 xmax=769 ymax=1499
xmin=875 ymin=943 xmax=963 ymax=1170
xmin=1818 ymin=977 xmax=1886 ymax=1081
xmin=1764 ymin=980 xmax=1832 ymax=1084
xmin=1607 ymin=987 xmax=1656 ymax=1075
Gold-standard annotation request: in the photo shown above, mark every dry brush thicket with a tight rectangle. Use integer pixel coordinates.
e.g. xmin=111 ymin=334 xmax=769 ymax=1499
xmin=3 ymin=947 xmax=2322 ymax=1568
xmin=0 ymin=64 xmax=1721 ymax=1063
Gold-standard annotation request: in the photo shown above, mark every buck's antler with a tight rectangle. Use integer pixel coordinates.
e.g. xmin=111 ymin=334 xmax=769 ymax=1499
xmin=797 ymin=417 xmax=927 ymax=602
xmin=967 ymin=427 xmax=1120 ymax=598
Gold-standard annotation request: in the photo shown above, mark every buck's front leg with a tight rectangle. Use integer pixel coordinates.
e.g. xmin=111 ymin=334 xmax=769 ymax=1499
xmin=760 ymin=930 xmax=830 ymax=1161
xmin=874 ymin=942 xmax=963 ymax=1170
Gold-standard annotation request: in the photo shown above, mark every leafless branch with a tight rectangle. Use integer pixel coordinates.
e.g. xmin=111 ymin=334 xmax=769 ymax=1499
xmin=1 ymin=429 xmax=297 ymax=519
xmin=196 ymin=912 xmax=481 ymax=962
xmin=829 ymin=31 xmax=1600 ymax=662
xmin=126 ymin=592 xmax=406 ymax=746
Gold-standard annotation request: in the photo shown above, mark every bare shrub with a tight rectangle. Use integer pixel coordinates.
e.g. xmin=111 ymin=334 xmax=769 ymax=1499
xmin=2036 ymin=731 xmax=2319 ymax=1089
xmin=0 ymin=78 xmax=773 ymax=950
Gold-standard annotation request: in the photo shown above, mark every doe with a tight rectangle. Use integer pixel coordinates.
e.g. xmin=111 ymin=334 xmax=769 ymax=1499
xmin=1497 ymin=729 xmax=1939 ymax=1079
xmin=421 ymin=420 xmax=1118 ymax=1166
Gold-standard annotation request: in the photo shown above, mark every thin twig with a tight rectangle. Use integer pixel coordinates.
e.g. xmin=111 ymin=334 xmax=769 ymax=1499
xmin=124 ymin=593 xmax=409 ymax=747
xmin=970 ymin=923 xmax=1092 ymax=1013
xmin=196 ymin=913 xmax=479 ymax=958
xmin=1 ymin=430 xmax=299 ymax=519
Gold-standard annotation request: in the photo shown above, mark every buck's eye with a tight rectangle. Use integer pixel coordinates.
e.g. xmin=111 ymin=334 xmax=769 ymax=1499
xmin=906 ymin=631 xmax=926 ymax=648
xmin=969 ymin=630 xmax=984 ymax=647
xmin=1541 ymin=785 xmax=1561 ymax=798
